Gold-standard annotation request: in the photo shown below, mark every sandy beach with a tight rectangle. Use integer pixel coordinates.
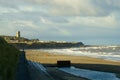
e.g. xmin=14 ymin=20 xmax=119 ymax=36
xmin=25 ymin=50 xmax=120 ymax=65
xmin=25 ymin=50 xmax=120 ymax=79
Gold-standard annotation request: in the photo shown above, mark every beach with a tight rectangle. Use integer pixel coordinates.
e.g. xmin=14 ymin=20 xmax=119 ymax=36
xmin=25 ymin=50 xmax=120 ymax=79
xmin=25 ymin=50 xmax=120 ymax=65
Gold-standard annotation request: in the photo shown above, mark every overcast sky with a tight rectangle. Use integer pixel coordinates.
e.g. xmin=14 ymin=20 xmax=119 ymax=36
xmin=0 ymin=0 xmax=120 ymax=45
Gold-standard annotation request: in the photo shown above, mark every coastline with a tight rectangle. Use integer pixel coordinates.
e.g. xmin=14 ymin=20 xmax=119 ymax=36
xmin=25 ymin=50 xmax=120 ymax=79
xmin=25 ymin=50 xmax=120 ymax=65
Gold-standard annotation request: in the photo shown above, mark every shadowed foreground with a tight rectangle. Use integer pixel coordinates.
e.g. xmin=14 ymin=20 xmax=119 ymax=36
xmin=0 ymin=37 xmax=20 ymax=80
xmin=15 ymin=51 xmax=30 ymax=80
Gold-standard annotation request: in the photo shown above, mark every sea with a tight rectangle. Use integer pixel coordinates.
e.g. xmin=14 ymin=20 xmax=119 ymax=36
xmin=43 ymin=45 xmax=120 ymax=62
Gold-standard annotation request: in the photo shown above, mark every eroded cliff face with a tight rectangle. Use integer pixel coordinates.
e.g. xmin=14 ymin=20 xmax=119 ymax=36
xmin=10 ymin=42 xmax=84 ymax=49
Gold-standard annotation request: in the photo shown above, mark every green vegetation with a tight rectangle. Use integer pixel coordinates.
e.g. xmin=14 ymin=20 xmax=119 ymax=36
xmin=0 ymin=37 xmax=20 ymax=80
xmin=11 ymin=42 xmax=84 ymax=49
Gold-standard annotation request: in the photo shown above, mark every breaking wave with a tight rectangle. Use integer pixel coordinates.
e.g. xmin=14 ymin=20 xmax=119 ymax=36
xmin=43 ymin=46 xmax=120 ymax=62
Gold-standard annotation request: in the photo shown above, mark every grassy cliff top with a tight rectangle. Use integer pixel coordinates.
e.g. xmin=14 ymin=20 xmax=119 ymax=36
xmin=0 ymin=37 xmax=20 ymax=80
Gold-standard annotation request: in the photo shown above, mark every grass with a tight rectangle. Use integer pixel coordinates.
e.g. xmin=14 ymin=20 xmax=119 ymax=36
xmin=0 ymin=37 xmax=20 ymax=80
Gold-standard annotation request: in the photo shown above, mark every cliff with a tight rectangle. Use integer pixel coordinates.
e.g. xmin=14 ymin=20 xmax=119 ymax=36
xmin=1 ymin=36 xmax=84 ymax=49
xmin=11 ymin=42 xmax=84 ymax=49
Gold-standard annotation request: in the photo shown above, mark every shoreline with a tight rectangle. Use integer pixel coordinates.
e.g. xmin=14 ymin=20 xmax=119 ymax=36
xmin=25 ymin=50 xmax=120 ymax=65
xmin=25 ymin=50 xmax=120 ymax=79
xmin=25 ymin=48 xmax=120 ymax=63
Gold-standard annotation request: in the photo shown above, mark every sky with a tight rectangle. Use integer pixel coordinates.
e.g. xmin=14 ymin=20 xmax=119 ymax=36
xmin=0 ymin=0 xmax=120 ymax=45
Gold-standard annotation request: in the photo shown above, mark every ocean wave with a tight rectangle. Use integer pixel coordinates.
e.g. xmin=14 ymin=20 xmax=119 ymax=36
xmin=42 ymin=46 xmax=120 ymax=62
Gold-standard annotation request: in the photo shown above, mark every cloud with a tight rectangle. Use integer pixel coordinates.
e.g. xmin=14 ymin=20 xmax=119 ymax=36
xmin=52 ymin=26 xmax=71 ymax=36
xmin=39 ymin=17 xmax=69 ymax=23
xmin=49 ymin=0 xmax=99 ymax=16
xmin=23 ymin=0 xmax=120 ymax=17
xmin=1 ymin=0 xmax=120 ymax=17
xmin=69 ymin=15 xmax=117 ymax=28
xmin=0 ymin=0 xmax=120 ymax=44
xmin=0 ymin=7 xmax=19 ymax=14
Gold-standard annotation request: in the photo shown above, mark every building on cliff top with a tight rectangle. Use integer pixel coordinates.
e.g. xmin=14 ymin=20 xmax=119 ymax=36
xmin=16 ymin=31 xmax=20 ymax=38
